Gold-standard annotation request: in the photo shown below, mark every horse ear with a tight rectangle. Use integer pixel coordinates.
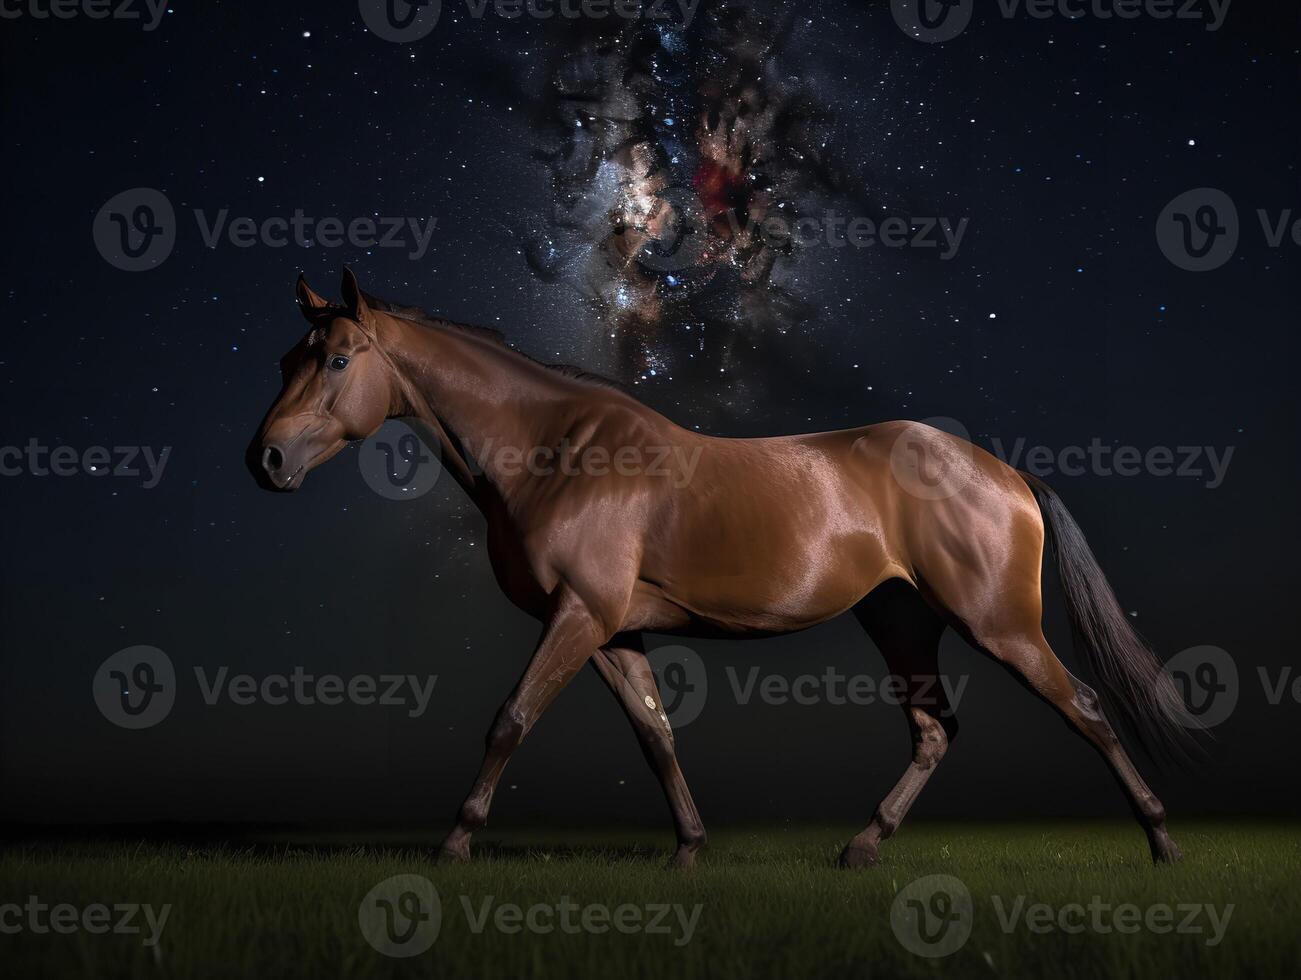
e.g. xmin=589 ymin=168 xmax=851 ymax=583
xmin=340 ymin=267 xmax=374 ymax=328
xmin=295 ymin=274 xmax=330 ymax=321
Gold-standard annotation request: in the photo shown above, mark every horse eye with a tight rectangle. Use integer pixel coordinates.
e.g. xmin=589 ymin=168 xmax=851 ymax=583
xmin=328 ymin=354 xmax=350 ymax=372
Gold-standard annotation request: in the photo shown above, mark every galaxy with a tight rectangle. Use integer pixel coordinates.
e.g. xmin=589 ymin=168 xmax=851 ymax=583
xmin=505 ymin=0 xmax=937 ymax=409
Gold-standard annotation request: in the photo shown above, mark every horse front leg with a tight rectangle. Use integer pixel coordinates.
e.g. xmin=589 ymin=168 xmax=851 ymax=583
xmin=590 ymin=636 xmax=707 ymax=869
xmin=439 ymin=587 xmax=605 ymax=863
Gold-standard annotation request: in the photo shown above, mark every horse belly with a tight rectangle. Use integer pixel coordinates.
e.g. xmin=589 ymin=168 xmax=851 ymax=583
xmin=646 ymin=454 xmax=895 ymax=634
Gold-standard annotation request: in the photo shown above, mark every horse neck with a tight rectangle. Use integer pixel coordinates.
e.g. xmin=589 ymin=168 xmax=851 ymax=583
xmin=380 ymin=313 xmax=580 ymax=504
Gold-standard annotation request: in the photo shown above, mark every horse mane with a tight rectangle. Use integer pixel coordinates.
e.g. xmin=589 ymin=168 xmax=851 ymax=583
xmin=362 ymin=292 xmax=631 ymax=394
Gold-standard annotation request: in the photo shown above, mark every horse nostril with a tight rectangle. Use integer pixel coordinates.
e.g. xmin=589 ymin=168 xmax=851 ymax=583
xmin=262 ymin=446 xmax=284 ymax=474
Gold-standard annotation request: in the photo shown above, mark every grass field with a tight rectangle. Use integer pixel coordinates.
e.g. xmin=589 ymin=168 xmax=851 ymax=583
xmin=1 ymin=822 xmax=1296 ymax=979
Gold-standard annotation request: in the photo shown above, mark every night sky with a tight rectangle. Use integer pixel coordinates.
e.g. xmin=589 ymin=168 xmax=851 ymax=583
xmin=2 ymin=0 xmax=1298 ymax=833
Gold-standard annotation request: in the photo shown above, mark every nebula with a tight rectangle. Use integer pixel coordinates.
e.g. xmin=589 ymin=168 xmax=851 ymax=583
xmin=518 ymin=0 xmax=877 ymax=393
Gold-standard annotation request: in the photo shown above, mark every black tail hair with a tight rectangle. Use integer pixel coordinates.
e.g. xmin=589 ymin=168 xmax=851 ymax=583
xmin=1020 ymin=471 xmax=1194 ymax=759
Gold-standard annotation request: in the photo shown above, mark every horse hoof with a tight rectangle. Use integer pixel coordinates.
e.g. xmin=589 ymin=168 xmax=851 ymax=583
xmin=667 ymin=848 xmax=698 ymax=870
xmin=1149 ymin=828 xmax=1184 ymax=864
xmin=838 ymin=843 xmax=879 ymax=870
xmin=1153 ymin=841 xmax=1184 ymax=864
xmin=437 ymin=841 xmax=471 ymax=865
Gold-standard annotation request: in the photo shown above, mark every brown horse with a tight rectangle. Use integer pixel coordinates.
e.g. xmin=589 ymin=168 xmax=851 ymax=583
xmin=248 ymin=269 xmax=1188 ymax=869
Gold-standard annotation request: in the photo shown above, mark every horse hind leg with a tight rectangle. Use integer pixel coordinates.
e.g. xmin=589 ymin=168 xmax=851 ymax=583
xmin=840 ymin=581 xmax=955 ymax=870
xmin=963 ymin=620 xmax=1181 ymax=864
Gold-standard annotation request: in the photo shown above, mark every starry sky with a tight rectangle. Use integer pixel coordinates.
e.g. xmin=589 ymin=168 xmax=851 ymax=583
xmin=1 ymin=1 xmax=1299 ymax=831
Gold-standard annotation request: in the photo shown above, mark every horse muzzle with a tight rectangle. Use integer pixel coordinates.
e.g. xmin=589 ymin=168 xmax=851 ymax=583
xmin=247 ymin=419 xmax=337 ymax=493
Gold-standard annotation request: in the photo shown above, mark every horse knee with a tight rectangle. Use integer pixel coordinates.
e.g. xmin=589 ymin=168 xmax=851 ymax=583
xmin=873 ymin=807 xmax=901 ymax=840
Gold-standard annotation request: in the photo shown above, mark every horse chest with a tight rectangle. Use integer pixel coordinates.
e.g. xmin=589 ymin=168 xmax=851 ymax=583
xmin=483 ymin=519 xmax=552 ymax=618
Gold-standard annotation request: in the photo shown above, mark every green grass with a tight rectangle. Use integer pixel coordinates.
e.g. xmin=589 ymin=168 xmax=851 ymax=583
xmin=1 ymin=822 xmax=1296 ymax=979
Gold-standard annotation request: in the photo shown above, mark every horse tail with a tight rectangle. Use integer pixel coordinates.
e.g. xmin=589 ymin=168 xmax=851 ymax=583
xmin=1020 ymin=471 xmax=1193 ymax=758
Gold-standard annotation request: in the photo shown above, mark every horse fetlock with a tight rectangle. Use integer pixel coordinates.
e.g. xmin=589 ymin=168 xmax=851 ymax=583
xmin=1141 ymin=794 xmax=1168 ymax=828
xmin=486 ymin=712 xmax=526 ymax=752
xmin=681 ymin=827 xmax=708 ymax=851
xmin=439 ymin=829 xmax=473 ymax=864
